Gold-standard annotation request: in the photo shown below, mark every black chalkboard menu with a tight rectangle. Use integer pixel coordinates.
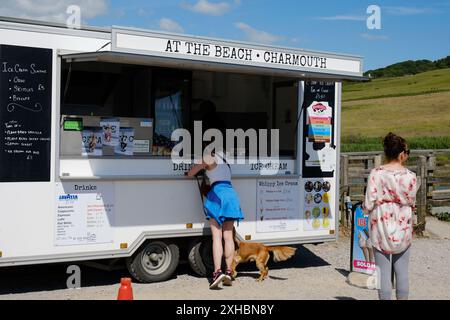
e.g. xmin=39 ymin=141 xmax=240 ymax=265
xmin=301 ymin=81 xmax=336 ymax=178
xmin=0 ymin=45 xmax=52 ymax=182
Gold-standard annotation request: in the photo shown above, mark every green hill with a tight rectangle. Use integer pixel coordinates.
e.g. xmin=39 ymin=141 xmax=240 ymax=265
xmin=341 ymin=68 xmax=450 ymax=152
xmin=364 ymin=55 xmax=450 ymax=79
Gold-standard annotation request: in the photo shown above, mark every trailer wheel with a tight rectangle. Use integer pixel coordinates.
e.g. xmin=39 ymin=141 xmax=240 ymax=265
xmin=188 ymin=238 xmax=214 ymax=277
xmin=126 ymin=240 xmax=179 ymax=283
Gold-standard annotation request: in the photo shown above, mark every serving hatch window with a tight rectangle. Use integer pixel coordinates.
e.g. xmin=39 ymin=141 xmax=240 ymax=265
xmin=59 ymin=60 xmax=297 ymax=159
xmin=191 ymin=71 xmax=298 ymax=158
xmin=60 ymin=62 xmax=190 ymax=157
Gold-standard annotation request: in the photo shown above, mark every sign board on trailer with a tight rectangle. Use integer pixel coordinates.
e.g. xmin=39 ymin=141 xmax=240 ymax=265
xmin=0 ymin=45 xmax=52 ymax=182
xmin=111 ymin=27 xmax=363 ymax=77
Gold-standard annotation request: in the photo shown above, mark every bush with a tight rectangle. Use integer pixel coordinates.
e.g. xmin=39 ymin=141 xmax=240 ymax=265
xmin=437 ymin=212 xmax=450 ymax=222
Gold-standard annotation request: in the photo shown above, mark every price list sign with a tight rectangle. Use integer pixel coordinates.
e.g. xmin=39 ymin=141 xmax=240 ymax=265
xmin=0 ymin=45 xmax=52 ymax=182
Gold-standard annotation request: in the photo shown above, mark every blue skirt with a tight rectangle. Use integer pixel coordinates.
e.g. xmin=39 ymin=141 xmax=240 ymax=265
xmin=204 ymin=181 xmax=244 ymax=226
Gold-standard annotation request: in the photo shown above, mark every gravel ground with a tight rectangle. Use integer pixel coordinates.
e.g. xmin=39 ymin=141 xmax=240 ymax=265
xmin=0 ymin=228 xmax=449 ymax=300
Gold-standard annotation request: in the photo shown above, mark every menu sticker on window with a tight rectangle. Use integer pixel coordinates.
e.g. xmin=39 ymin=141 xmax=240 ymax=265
xmin=140 ymin=119 xmax=153 ymax=128
xmin=100 ymin=118 xmax=120 ymax=147
xmin=63 ymin=118 xmax=83 ymax=131
xmin=81 ymin=127 xmax=102 ymax=156
xmin=115 ymin=127 xmax=134 ymax=156
xmin=134 ymin=139 xmax=150 ymax=153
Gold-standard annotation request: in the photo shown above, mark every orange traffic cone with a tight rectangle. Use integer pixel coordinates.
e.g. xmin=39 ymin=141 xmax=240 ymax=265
xmin=117 ymin=278 xmax=134 ymax=300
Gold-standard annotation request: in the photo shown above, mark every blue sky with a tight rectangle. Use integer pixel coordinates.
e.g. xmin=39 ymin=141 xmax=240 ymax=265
xmin=1 ymin=0 xmax=449 ymax=70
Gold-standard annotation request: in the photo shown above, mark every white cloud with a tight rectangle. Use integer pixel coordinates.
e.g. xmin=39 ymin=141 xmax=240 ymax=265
xmin=384 ymin=6 xmax=434 ymax=15
xmin=361 ymin=33 xmax=389 ymax=41
xmin=0 ymin=0 xmax=107 ymax=23
xmin=315 ymin=15 xmax=366 ymax=21
xmin=234 ymin=22 xmax=284 ymax=45
xmin=181 ymin=0 xmax=230 ymax=16
xmin=159 ymin=18 xmax=184 ymax=33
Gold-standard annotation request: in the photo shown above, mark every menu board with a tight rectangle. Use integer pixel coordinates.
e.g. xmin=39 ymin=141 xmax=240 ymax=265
xmin=256 ymin=179 xmax=300 ymax=232
xmin=55 ymin=182 xmax=115 ymax=246
xmin=0 ymin=45 xmax=52 ymax=182
xmin=302 ymin=81 xmax=336 ymax=178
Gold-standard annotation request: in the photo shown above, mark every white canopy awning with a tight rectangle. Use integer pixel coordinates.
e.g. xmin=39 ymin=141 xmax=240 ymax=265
xmin=61 ymin=50 xmax=367 ymax=81
xmin=60 ymin=27 xmax=367 ymax=81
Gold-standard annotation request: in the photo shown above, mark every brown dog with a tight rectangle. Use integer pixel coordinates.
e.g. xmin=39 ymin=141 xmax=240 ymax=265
xmin=231 ymin=229 xmax=297 ymax=282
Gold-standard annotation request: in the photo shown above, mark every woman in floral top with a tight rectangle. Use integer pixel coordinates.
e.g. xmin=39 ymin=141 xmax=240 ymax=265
xmin=364 ymin=133 xmax=418 ymax=300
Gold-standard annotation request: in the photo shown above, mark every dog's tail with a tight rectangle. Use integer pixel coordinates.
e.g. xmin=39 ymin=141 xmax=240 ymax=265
xmin=267 ymin=246 xmax=297 ymax=262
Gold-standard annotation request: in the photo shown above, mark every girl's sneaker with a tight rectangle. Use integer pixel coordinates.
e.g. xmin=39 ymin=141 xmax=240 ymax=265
xmin=223 ymin=269 xmax=233 ymax=286
xmin=209 ymin=270 xmax=225 ymax=289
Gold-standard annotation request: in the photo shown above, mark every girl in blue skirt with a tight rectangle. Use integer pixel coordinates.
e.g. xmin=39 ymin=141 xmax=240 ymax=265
xmin=188 ymin=151 xmax=244 ymax=289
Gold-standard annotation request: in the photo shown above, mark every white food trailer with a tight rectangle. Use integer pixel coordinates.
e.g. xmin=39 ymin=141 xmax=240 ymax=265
xmin=0 ymin=17 xmax=364 ymax=282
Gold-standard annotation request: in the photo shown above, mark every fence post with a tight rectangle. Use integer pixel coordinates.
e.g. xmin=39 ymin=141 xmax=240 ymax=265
xmin=416 ymin=156 xmax=427 ymax=235
xmin=427 ymin=154 xmax=436 ymax=171
xmin=341 ymin=155 xmax=349 ymax=227
xmin=427 ymin=155 xmax=436 ymax=216
xmin=374 ymin=154 xmax=382 ymax=168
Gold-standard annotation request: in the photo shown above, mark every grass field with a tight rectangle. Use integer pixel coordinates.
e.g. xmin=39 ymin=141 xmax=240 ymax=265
xmin=341 ymin=68 xmax=450 ymax=152
xmin=343 ymin=68 xmax=450 ymax=101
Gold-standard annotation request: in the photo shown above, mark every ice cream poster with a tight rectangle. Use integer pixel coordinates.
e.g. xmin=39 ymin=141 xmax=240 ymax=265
xmin=115 ymin=127 xmax=134 ymax=156
xmin=304 ymin=101 xmax=336 ymax=172
xmin=303 ymin=179 xmax=333 ymax=231
xmin=306 ymin=102 xmax=332 ymax=143
xmin=100 ymin=118 xmax=120 ymax=147
xmin=351 ymin=204 xmax=376 ymax=274
xmin=81 ymin=127 xmax=102 ymax=156
xmin=301 ymin=81 xmax=336 ymax=178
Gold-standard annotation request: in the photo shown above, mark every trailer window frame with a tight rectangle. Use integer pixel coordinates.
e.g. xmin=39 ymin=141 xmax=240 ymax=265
xmin=59 ymin=54 xmax=300 ymax=161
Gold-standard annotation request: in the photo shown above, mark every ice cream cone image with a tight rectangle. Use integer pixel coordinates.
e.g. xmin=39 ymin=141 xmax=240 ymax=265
xmin=312 ymin=207 xmax=320 ymax=219
xmin=312 ymin=219 xmax=320 ymax=229
xmin=305 ymin=210 xmax=311 ymax=220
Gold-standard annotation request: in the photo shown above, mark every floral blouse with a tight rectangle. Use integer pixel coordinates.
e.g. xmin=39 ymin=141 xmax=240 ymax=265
xmin=363 ymin=166 xmax=418 ymax=254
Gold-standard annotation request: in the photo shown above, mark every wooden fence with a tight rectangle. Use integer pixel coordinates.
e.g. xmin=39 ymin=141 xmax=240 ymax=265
xmin=339 ymin=150 xmax=450 ymax=234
